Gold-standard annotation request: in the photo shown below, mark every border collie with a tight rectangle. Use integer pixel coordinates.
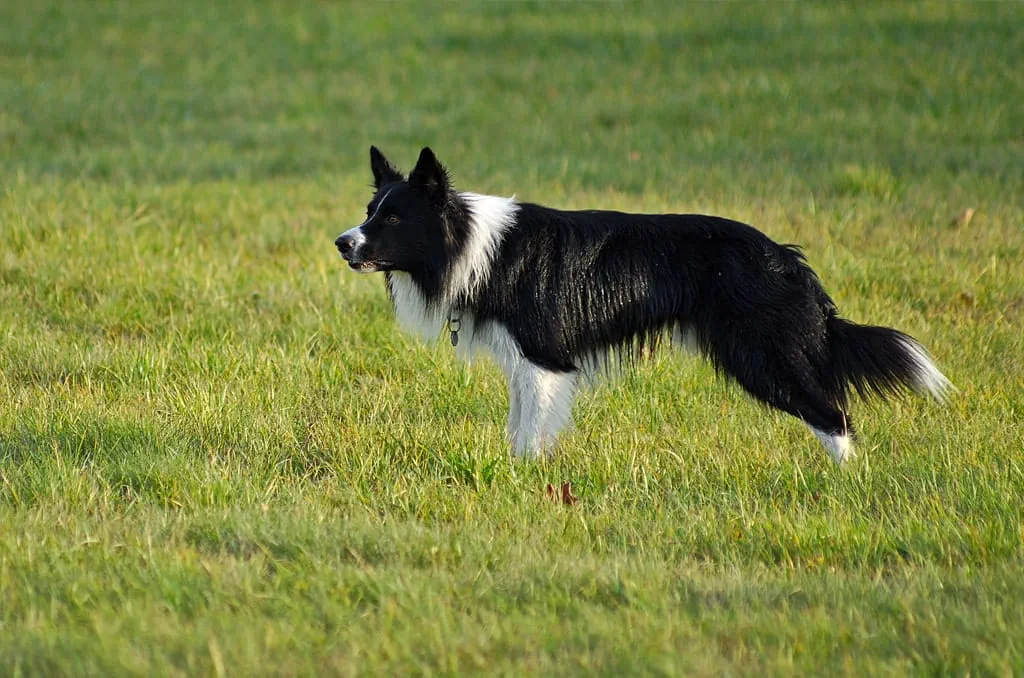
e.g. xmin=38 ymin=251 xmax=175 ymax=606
xmin=335 ymin=147 xmax=952 ymax=464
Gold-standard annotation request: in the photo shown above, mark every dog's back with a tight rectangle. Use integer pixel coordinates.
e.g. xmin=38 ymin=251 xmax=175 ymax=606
xmin=336 ymin=147 xmax=952 ymax=463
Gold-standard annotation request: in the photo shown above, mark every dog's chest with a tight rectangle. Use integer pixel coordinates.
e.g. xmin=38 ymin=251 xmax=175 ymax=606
xmin=386 ymin=272 xmax=446 ymax=340
xmin=385 ymin=272 xmax=523 ymax=375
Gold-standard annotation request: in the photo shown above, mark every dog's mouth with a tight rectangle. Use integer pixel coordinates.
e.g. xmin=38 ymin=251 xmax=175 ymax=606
xmin=337 ymin=244 xmax=389 ymax=273
xmin=346 ymin=258 xmax=392 ymax=273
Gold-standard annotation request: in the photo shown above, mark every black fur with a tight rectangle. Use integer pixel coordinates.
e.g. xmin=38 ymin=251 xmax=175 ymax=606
xmin=469 ymin=205 xmax=938 ymax=436
xmin=337 ymin=147 xmax=948 ymax=443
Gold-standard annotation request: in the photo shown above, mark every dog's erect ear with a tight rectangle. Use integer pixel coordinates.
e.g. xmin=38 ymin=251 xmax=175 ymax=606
xmin=369 ymin=146 xmax=403 ymax=188
xmin=408 ymin=147 xmax=451 ymax=203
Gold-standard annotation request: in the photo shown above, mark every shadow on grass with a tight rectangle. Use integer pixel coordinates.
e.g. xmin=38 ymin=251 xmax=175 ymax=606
xmin=0 ymin=416 xmax=239 ymax=509
xmin=0 ymin=415 xmax=161 ymax=467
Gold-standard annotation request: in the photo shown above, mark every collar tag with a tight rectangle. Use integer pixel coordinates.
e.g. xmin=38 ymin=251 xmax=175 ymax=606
xmin=447 ymin=314 xmax=461 ymax=347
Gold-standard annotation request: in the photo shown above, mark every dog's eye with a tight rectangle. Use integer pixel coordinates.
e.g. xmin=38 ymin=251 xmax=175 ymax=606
xmin=385 ymin=214 xmax=400 ymax=225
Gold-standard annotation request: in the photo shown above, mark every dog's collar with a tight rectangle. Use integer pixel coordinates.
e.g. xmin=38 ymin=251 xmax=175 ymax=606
xmin=446 ymin=312 xmax=461 ymax=347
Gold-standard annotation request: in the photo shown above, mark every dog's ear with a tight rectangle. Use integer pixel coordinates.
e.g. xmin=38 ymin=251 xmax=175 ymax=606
xmin=369 ymin=146 xmax=403 ymax=188
xmin=408 ymin=147 xmax=451 ymax=203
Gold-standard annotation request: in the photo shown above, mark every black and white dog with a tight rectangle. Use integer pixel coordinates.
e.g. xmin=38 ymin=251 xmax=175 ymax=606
xmin=335 ymin=147 xmax=952 ymax=463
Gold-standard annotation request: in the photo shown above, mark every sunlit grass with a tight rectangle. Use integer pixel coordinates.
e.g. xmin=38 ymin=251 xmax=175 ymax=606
xmin=1 ymin=1 xmax=1022 ymax=674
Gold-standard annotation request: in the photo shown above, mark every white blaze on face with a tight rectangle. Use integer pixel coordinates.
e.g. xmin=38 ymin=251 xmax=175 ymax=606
xmin=337 ymin=186 xmax=397 ymax=270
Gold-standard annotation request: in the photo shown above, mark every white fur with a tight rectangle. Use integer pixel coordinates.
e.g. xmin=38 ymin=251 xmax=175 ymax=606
xmin=367 ymin=186 xmax=397 ymax=224
xmin=385 ymin=283 xmax=571 ymax=457
xmin=899 ymin=337 xmax=955 ymax=402
xmin=810 ymin=427 xmax=855 ymax=465
xmin=388 ymin=272 xmax=447 ymax=340
xmin=452 ymin=315 xmax=568 ymax=455
xmin=447 ymin=193 xmax=518 ymax=306
xmin=452 ymin=314 xmax=522 ymax=377
xmin=386 ymin=193 xmax=518 ymax=342
xmin=508 ymin=361 xmax=577 ymax=457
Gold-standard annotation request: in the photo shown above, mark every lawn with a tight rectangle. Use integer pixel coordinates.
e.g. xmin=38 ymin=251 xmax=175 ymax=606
xmin=1 ymin=1 xmax=1023 ymax=675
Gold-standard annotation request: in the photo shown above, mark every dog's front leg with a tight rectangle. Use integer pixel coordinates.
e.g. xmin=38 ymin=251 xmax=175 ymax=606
xmin=508 ymin=361 xmax=577 ymax=458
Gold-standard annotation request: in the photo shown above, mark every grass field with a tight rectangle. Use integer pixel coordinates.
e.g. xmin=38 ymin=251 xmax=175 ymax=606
xmin=2 ymin=1 xmax=1023 ymax=674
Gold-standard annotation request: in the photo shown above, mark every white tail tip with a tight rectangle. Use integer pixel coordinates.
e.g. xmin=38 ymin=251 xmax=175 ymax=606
xmin=900 ymin=337 xmax=956 ymax=403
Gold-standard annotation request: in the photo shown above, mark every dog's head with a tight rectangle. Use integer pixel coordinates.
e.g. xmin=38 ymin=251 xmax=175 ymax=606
xmin=335 ymin=146 xmax=456 ymax=274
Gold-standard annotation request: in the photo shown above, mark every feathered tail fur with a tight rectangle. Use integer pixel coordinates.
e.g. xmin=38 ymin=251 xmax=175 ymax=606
xmin=827 ymin=317 xmax=954 ymax=406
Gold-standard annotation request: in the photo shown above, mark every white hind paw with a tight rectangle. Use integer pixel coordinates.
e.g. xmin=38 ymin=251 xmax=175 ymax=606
xmin=810 ymin=427 xmax=856 ymax=465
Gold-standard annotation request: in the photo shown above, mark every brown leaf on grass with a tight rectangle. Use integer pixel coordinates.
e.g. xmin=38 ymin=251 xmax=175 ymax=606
xmin=545 ymin=482 xmax=579 ymax=506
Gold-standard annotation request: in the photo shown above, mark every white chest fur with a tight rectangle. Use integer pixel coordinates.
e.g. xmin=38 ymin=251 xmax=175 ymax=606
xmin=387 ymin=272 xmax=446 ymax=341
xmin=387 ymin=272 xmax=522 ymax=376
xmin=381 ymin=193 xmax=574 ymax=458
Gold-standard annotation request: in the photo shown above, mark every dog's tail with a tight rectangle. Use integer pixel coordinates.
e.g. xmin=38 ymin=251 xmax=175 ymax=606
xmin=826 ymin=317 xmax=954 ymax=404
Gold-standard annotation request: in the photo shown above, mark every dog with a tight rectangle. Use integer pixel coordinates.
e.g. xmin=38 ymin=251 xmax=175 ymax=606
xmin=335 ymin=146 xmax=952 ymax=463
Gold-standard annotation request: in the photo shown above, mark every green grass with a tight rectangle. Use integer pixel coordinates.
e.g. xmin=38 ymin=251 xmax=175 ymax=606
xmin=2 ymin=1 xmax=1023 ymax=674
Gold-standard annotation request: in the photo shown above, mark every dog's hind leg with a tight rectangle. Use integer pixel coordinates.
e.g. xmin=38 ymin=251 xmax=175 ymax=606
xmin=760 ymin=382 xmax=855 ymax=464
xmin=508 ymin=361 xmax=577 ymax=458
xmin=718 ymin=349 xmax=856 ymax=464
xmin=780 ymin=387 xmax=856 ymax=464
xmin=757 ymin=384 xmax=855 ymax=464
xmin=778 ymin=396 xmax=856 ymax=465
xmin=808 ymin=423 xmax=854 ymax=465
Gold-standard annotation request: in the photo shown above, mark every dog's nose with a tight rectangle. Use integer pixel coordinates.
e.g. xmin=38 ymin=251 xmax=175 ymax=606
xmin=335 ymin=234 xmax=354 ymax=257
